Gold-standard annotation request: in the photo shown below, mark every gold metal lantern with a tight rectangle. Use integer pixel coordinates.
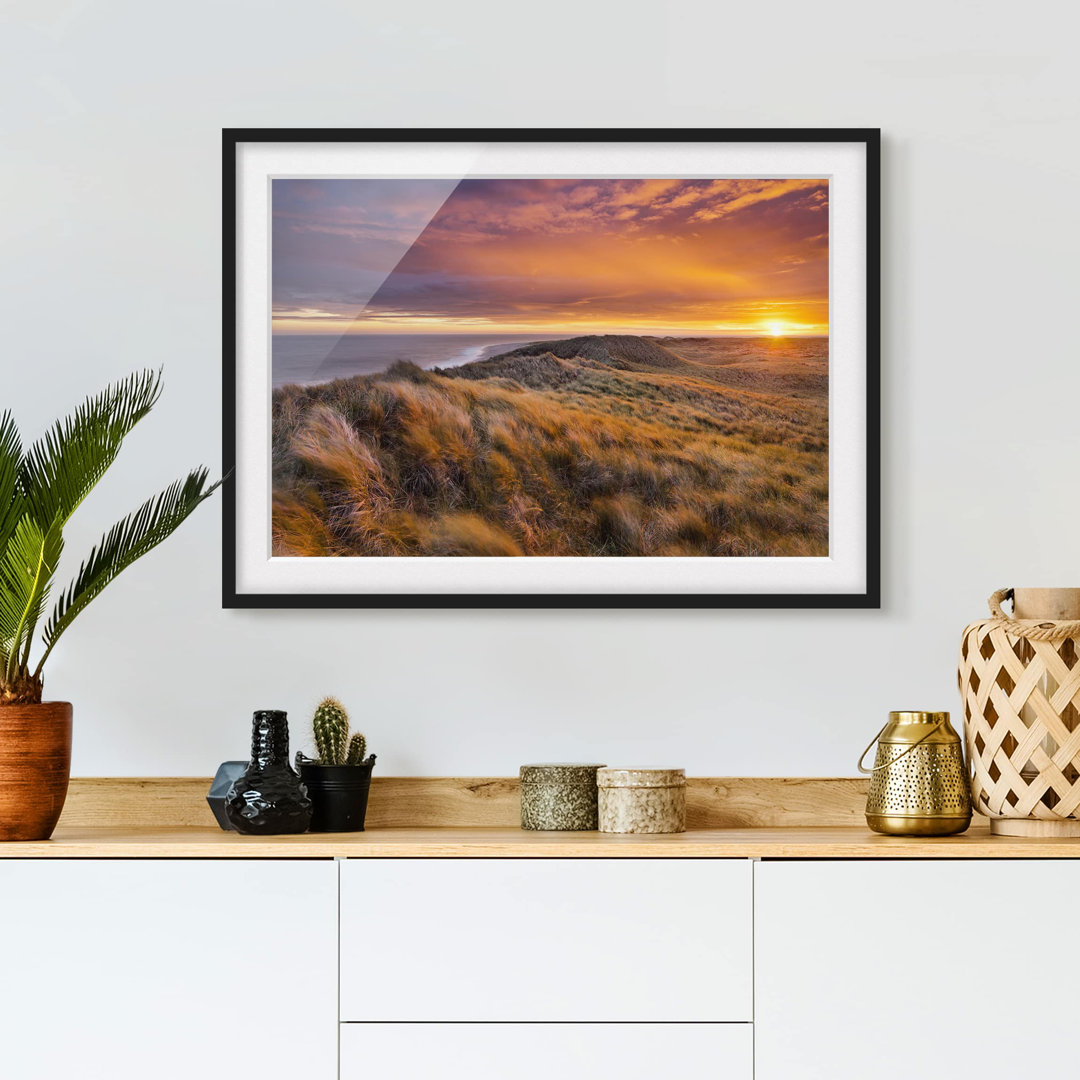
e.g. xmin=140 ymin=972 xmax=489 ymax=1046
xmin=858 ymin=711 xmax=971 ymax=835
xmin=959 ymin=588 xmax=1080 ymax=837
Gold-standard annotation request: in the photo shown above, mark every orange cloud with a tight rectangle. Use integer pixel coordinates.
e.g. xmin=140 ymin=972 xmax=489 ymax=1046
xmin=273 ymin=177 xmax=829 ymax=336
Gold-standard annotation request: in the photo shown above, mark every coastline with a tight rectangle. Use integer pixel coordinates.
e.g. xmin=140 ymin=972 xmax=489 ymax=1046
xmin=271 ymin=334 xmax=542 ymax=390
xmin=271 ymin=332 xmax=830 ymax=392
xmin=272 ymin=333 xmax=829 ymax=558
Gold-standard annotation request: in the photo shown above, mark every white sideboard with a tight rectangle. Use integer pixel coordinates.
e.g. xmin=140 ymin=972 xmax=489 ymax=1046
xmin=340 ymin=858 xmax=752 ymax=1021
xmin=755 ymin=859 xmax=1080 ymax=1079
xmin=1 ymin=852 xmax=1074 ymax=1079
xmin=0 ymin=860 xmax=338 ymax=1080
xmin=341 ymin=1023 xmax=755 ymax=1079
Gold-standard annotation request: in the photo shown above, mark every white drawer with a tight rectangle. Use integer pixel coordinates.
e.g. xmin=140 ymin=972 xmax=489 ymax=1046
xmin=340 ymin=858 xmax=752 ymax=1021
xmin=756 ymin=860 xmax=1080 ymax=1079
xmin=341 ymin=1023 xmax=753 ymax=1079
xmin=0 ymin=860 xmax=338 ymax=1080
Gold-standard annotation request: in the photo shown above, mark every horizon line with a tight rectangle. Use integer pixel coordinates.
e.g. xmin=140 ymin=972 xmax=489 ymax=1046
xmin=271 ymin=328 xmax=830 ymax=338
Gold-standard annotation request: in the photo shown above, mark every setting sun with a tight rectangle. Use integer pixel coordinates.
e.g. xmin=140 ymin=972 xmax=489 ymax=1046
xmin=272 ymin=177 xmax=829 ymax=337
xmin=270 ymin=175 xmax=831 ymax=562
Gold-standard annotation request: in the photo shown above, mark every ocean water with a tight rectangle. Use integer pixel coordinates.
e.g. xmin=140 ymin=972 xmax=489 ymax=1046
xmin=272 ymin=332 xmax=830 ymax=388
xmin=272 ymin=333 xmax=542 ymax=389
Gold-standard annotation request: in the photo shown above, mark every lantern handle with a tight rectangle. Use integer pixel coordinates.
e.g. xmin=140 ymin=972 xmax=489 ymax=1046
xmin=857 ymin=720 xmax=945 ymax=775
xmin=986 ymin=588 xmax=1080 ymax=641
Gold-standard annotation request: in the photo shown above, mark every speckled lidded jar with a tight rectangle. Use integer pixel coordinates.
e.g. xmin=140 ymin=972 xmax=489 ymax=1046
xmin=520 ymin=763 xmax=605 ymax=831
xmin=597 ymin=768 xmax=686 ymax=834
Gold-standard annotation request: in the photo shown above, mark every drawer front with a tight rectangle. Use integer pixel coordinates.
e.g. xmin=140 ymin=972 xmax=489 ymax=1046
xmin=341 ymin=1023 xmax=753 ymax=1078
xmin=755 ymin=860 xmax=1080 ymax=1079
xmin=340 ymin=858 xmax=752 ymax=1021
xmin=0 ymin=860 xmax=338 ymax=1080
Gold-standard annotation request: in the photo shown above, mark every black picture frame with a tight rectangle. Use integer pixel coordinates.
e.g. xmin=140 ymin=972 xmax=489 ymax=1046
xmin=223 ymin=127 xmax=880 ymax=610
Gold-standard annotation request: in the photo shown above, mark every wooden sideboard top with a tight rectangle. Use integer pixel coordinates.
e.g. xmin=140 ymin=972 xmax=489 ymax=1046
xmin=0 ymin=777 xmax=1075 ymax=857
xmin=56 ymin=776 xmax=874 ymax=830
xmin=5 ymin=822 xmax=1080 ymax=858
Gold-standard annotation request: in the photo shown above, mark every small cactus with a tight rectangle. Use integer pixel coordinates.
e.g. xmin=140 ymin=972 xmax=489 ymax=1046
xmin=312 ymin=696 xmax=349 ymax=765
xmin=310 ymin=697 xmax=369 ymax=766
xmin=345 ymin=732 xmax=367 ymax=765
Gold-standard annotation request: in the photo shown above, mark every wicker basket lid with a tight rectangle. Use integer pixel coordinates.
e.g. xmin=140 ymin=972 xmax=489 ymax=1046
xmin=597 ymin=767 xmax=686 ymax=789
xmin=519 ymin=763 xmax=606 ymax=785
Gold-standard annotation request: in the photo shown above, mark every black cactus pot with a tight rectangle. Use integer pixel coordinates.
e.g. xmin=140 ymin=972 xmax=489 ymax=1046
xmin=298 ymin=755 xmax=376 ymax=833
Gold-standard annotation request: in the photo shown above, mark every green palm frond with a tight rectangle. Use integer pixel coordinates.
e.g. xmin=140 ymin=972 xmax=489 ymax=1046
xmin=37 ymin=468 xmax=221 ymax=672
xmin=0 ymin=370 xmax=219 ymax=702
xmin=19 ymin=369 xmax=162 ymax=530
xmin=0 ymin=514 xmax=63 ymax=679
xmin=0 ymin=410 xmax=23 ymax=549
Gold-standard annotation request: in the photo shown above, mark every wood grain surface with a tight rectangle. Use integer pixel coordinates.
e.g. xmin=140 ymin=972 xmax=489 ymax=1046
xmin=57 ymin=775 xmax=870 ymax=830
xmin=5 ymin=775 xmax=1065 ymax=858
xmin=4 ymin=822 xmax=1080 ymax=859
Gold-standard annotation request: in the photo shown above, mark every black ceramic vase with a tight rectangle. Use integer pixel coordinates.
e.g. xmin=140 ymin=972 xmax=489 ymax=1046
xmin=225 ymin=711 xmax=312 ymax=835
xmin=298 ymin=756 xmax=376 ymax=833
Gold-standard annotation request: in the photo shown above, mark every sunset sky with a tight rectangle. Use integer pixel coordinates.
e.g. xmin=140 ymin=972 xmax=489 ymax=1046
xmin=272 ymin=177 xmax=829 ymax=336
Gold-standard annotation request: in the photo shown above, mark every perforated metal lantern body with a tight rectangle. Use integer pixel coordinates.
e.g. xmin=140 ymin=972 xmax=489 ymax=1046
xmin=860 ymin=711 xmax=971 ymax=836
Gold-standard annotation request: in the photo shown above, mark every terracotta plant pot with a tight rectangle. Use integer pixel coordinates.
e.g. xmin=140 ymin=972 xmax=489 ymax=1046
xmin=0 ymin=702 xmax=73 ymax=841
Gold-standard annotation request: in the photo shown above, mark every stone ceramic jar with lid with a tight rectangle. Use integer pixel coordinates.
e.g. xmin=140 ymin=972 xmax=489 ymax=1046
xmin=597 ymin=768 xmax=686 ymax=833
xmin=520 ymin=763 xmax=606 ymax=831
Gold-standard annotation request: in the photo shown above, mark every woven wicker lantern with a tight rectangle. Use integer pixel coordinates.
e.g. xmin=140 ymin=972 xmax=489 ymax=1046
xmin=958 ymin=588 xmax=1080 ymax=836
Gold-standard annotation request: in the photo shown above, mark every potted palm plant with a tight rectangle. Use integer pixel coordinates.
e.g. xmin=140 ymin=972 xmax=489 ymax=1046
xmin=0 ymin=370 xmax=220 ymax=840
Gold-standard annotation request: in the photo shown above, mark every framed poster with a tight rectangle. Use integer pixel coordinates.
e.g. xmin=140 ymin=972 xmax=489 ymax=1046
xmin=223 ymin=128 xmax=879 ymax=609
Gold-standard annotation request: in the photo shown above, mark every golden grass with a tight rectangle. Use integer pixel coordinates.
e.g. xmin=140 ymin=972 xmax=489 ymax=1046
xmin=272 ymin=336 xmax=828 ymax=557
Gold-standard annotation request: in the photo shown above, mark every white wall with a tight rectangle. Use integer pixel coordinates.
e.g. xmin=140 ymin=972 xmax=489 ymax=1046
xmin=3 ymin=0 xmax=1077 ymax=777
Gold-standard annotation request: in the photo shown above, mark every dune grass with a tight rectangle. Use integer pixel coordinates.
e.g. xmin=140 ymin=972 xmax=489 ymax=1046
xmin=272 ymin=336 xmax=828 ymax=557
